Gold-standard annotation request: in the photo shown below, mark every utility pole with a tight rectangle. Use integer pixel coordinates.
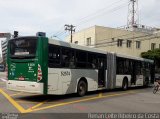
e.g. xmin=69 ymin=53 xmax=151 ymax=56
xmin=65 ymin=24 xmax=75 ymax=43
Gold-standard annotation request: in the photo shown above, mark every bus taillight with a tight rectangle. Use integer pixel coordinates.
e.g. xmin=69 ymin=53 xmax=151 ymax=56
xmin=19 ymin=76 xmax=25 ymax=81
xmin=37 ymin=64 xmax=42 ymax=82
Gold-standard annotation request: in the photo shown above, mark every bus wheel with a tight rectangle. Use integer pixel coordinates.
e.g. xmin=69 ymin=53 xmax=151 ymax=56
xmin=77 ymin=80 xmax=87 ymax=97
xmin=122 ymin=78 xmax=128 ymax=90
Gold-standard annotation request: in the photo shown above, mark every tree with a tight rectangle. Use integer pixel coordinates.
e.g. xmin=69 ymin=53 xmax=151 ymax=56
xmin=141 ymin=48 xmax=160 ymax=72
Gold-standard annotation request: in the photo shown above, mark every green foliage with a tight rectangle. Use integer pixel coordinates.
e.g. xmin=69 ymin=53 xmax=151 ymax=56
xmin=141 ymin=48 xmax=160 ymax=67
xmin=141 ymin=49 xmax=160 ymax=59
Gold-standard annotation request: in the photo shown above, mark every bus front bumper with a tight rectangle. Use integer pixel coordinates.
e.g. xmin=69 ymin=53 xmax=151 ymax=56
xmin=6 ymin=80 xmax=44 ymax=94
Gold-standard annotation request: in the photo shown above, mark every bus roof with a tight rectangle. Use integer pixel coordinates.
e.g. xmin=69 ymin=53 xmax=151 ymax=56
xmin=116 ymin=53 xmax=154 ymax=63
xmin=49 ymin=38 xmax=154 ymax=63
xmin=49 ymin=38 xmax=108 ymax=54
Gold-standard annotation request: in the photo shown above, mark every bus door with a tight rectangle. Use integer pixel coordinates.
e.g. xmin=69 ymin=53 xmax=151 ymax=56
xmin=132 ymin=61 xmax=142 ymax=85
xmin=150 ymin=63 xmax=155 ymax=84
xmin=131 ymin=60 xmax=136 ymax=85
xmin=98 ymin=55 xmax=106 ymax=87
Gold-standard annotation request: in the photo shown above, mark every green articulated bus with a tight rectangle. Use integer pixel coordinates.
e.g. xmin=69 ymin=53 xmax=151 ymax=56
xmin=7 ymin=36 xmax=155 ymax=96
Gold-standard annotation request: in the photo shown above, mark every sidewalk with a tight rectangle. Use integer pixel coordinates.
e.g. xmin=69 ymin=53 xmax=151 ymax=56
xmin=0 ymin=72 xmax=7 ymax=82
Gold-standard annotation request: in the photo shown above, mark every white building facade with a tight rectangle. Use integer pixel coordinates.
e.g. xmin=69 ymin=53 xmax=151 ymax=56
xmin=66 ymin=25 xmax=160 ymax=57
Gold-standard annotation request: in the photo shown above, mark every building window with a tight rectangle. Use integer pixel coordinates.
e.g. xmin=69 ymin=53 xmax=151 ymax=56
xmin=136 ymin=41 xmax=141 ymax=49
xmin=126 ymin=40 xmax=132 ymax=48
xmin=86 ymin=37 xmax=91 ymax=46
xmin=117 ymin=39 xmax=123 ymax=47
xmin=151 ymin=43 xmax=156 ymax=50
xmin=74 ymin=41 xmax=78 ymax=44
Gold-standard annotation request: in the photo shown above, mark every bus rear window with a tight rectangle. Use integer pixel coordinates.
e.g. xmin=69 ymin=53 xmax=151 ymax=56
xmin=9 ymin=37 xmax=37 ymax=58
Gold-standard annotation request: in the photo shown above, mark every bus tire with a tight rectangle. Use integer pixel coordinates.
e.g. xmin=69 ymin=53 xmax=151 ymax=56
xmin=77 ymin=79 xmax=87 ymax=97
xmin=122 ymin=78 xmax=128 ymax=90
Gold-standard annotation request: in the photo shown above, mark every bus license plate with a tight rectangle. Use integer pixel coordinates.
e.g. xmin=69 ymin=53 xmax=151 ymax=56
xmin=19 ymin=77 xmax=24 ymax=80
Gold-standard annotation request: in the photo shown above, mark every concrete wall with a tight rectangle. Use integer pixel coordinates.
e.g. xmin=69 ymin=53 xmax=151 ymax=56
xmin=66 ymin=26 xmax=96 ymax=48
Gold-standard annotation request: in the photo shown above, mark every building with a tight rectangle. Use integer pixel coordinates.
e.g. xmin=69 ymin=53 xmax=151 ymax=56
xmin=0 ymin=55 xmax=3 ymax=64
xmin=66 ymin=25 xmax=160 ymax=57
xmin=1 ymin=39 xmax=8 ymax=64
xmin=0 ymin=33 xmax=11 ymax=64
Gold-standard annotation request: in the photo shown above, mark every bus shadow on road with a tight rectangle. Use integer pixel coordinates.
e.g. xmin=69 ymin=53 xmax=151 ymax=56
xmin=15 ymin=86 xmax=152 ymax=103
xmin=16 ymin=94 xmax=80 ymax=103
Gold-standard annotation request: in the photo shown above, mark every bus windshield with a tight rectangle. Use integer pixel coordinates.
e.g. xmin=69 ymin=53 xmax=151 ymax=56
xmin=9 ymin=37 xmax=38 ymax=59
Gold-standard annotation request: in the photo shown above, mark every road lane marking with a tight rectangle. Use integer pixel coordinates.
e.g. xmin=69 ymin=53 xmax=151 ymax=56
xmin=99 ymin=93 xmax=103 ymax=97
xmin=0 ymin=78 xmax=7 ymax=82
xmin=0 ymin=88 xmax=138 ymax=113
xmin=29 ymin=100 xmax=48 ymax=110
xmin=10 ymin=92 xmax=23 ymax=96
xmin=0 ymin=89 xmax=26 ymax=113
xmin=27 ymin=91 xmax=136 ymax=113
xmin=16 ymin=101 xmax=38 ymax=104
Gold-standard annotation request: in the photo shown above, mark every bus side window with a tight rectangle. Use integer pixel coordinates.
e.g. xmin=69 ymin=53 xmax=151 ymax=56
xmin=97 ymin=54 xmax=106 ymax=69
xmin=48 ymin=44 xmax=61 ymax=67
xmin=129 ymin=60 xmax=133 ymax=74
xmin=69 ymin=56 xmax=75 ymax=68
xmin=76 ymin=50 xmax=87 ymax=68
xmin=92 ymin=59 xmax=96 ymax=68
xmin=61 ymin=48 xmax=75 ymax=68
xmin=88 ymin=53 xmax=97 ymax=69
xmin=124 ymin=59 xmax=129 ymax=74
xmin=116 ymin=57 xmax=124 ymax=74
xmin=135 ymin=61 xmax=142 ymax=75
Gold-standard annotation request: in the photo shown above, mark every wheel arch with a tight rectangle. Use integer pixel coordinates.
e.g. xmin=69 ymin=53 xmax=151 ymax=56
xmin=77 ymin=77 xmax=88 ymax=92
xmin=122 ymin=76 xmax=129 ymax=90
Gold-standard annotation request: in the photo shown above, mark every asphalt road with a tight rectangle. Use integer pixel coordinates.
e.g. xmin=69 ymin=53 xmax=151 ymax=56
xmin=0 ymin=72 xmax=160 ymax=119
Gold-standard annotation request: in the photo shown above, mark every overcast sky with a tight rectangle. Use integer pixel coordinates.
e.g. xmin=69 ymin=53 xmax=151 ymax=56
xmin=0 ymin=0 xmax=159 ymax=41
